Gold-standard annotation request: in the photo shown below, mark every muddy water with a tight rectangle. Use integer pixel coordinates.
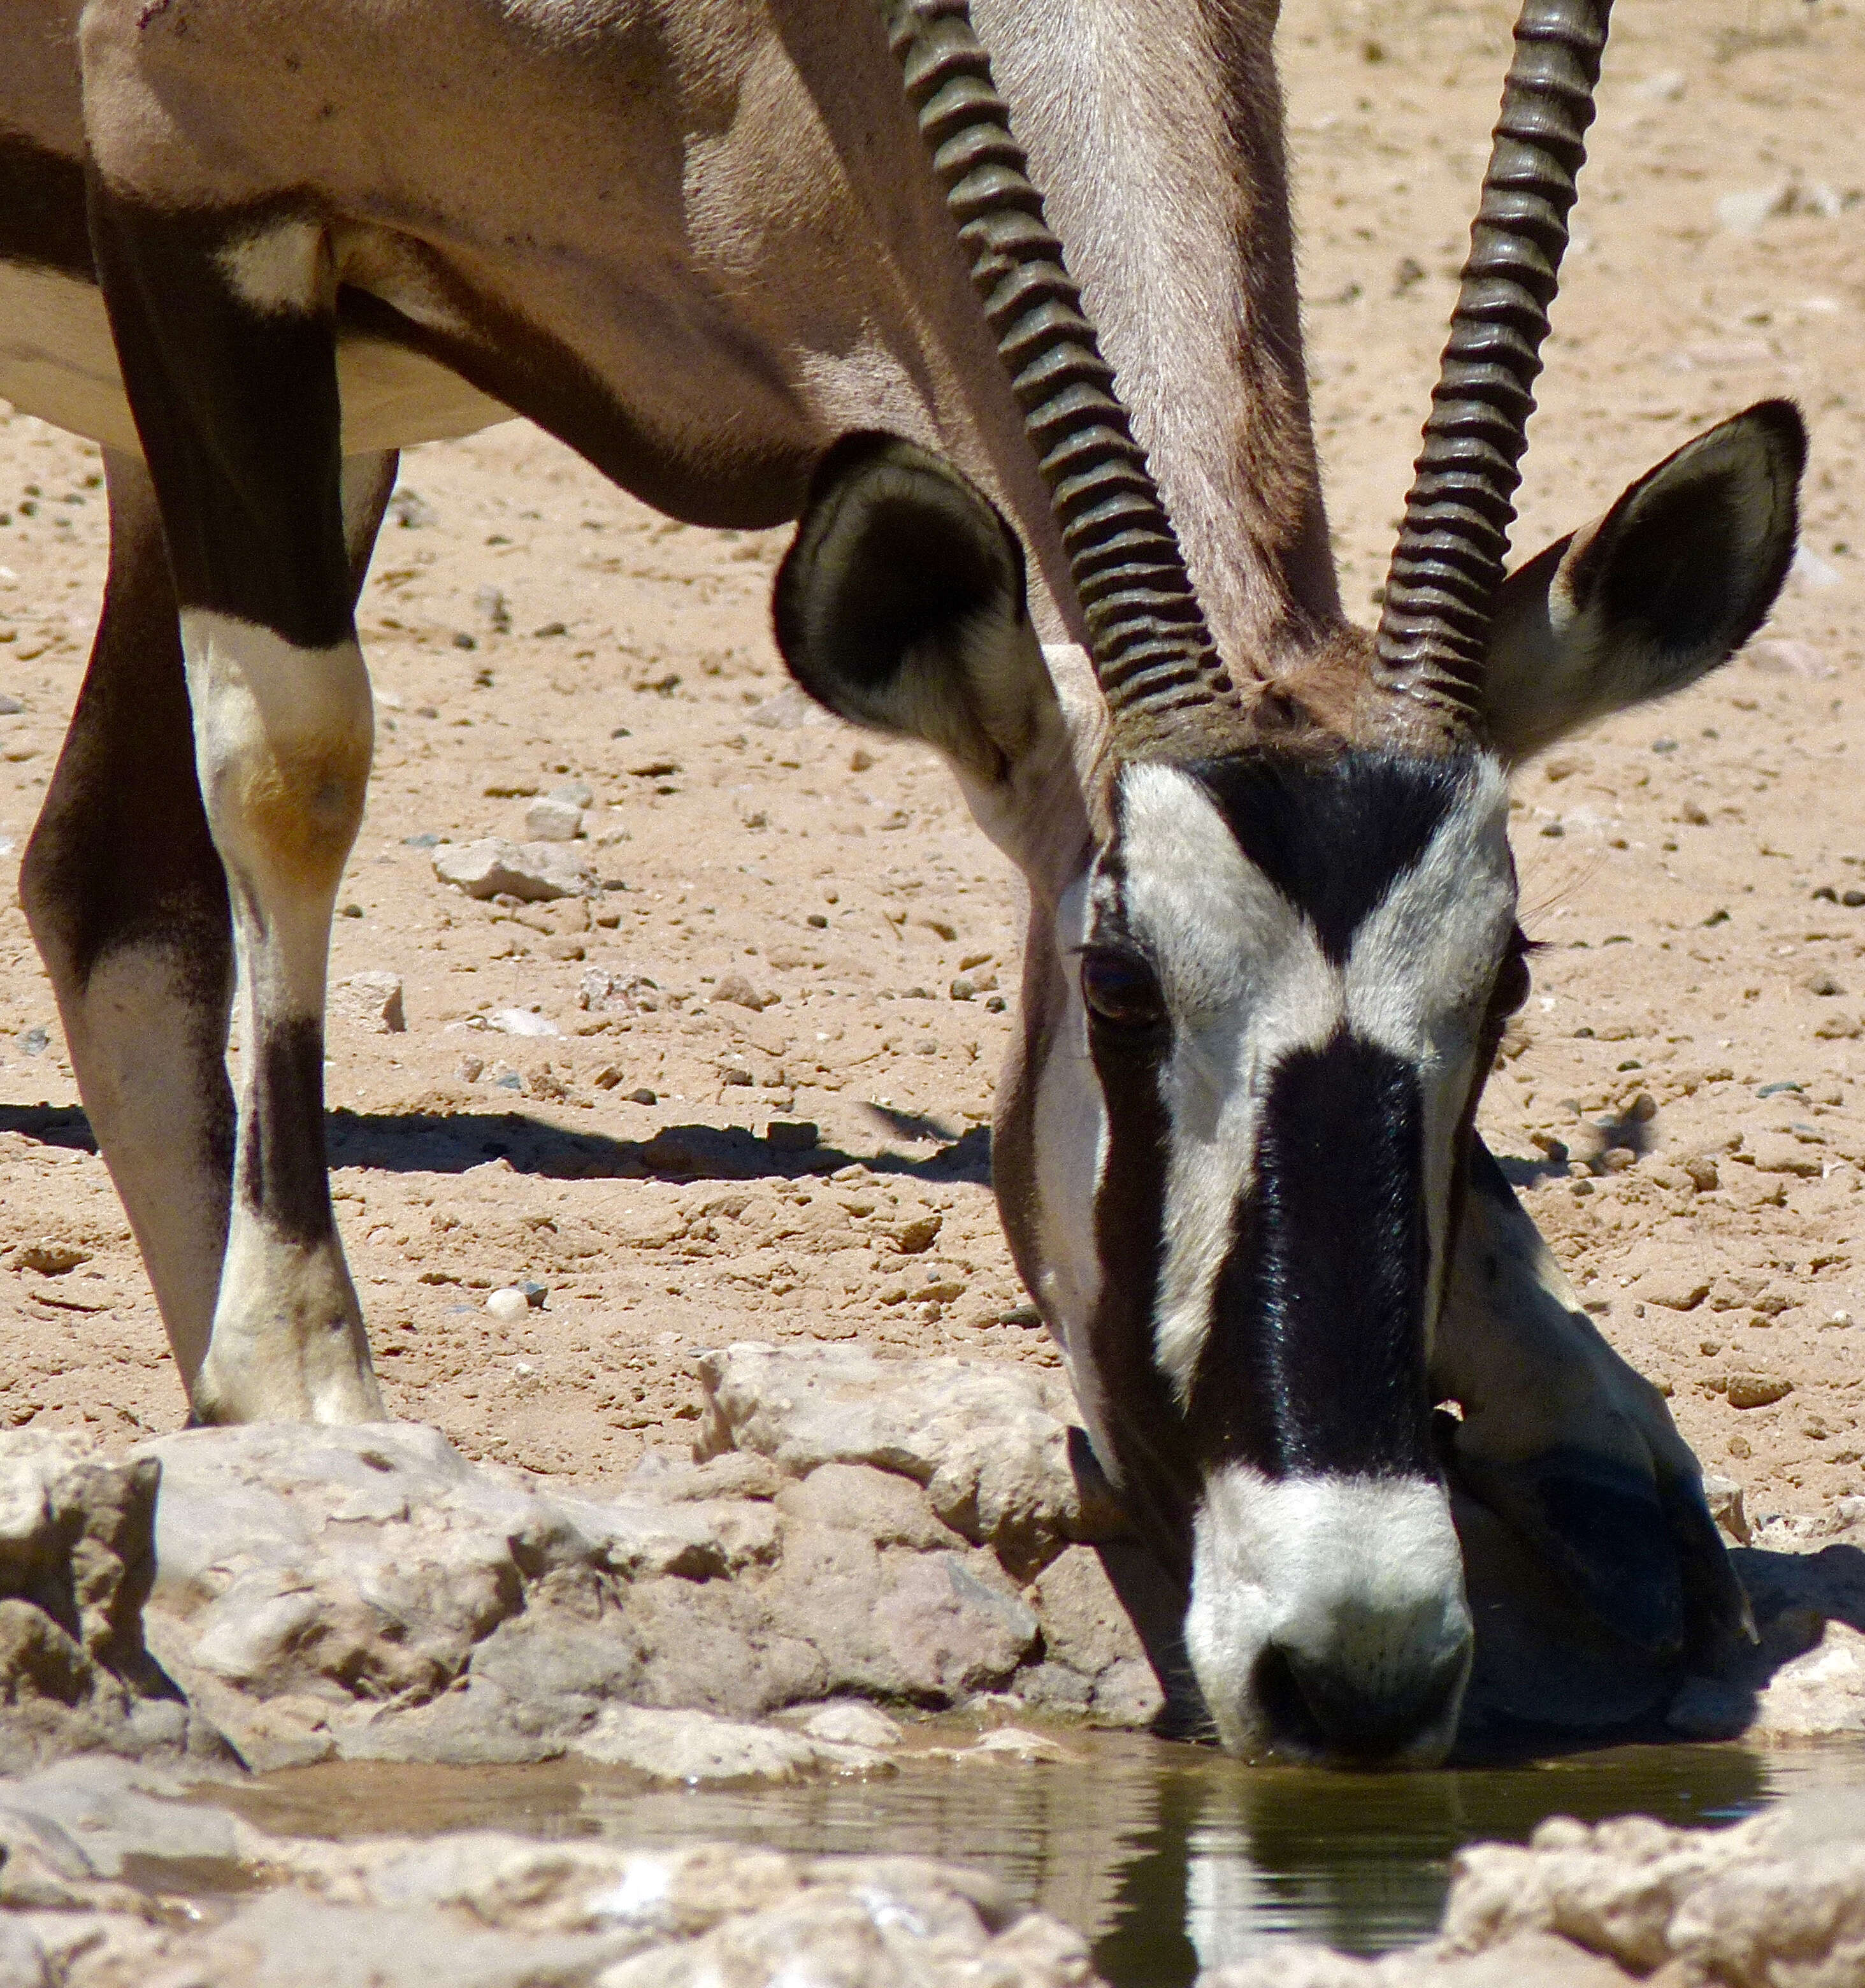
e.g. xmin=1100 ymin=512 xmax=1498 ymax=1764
xmin=213 ymin=1732 xmax=1865 ymax=1985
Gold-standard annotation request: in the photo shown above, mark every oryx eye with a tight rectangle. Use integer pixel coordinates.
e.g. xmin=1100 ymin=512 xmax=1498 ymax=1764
xmin=1081 ymin=950 xmax=1167 ymax=1033
xmin=1492 ymin=935 xmax=1532 ymax=1017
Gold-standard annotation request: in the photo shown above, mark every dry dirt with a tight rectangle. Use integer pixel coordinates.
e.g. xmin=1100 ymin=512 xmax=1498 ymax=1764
xmin=0 ymin=0 xmax=1861 ymax=1533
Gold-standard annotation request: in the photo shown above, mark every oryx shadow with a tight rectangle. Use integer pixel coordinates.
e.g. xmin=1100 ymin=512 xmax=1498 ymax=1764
xmin=322 ymin=1106 xmax=993 ymax=1185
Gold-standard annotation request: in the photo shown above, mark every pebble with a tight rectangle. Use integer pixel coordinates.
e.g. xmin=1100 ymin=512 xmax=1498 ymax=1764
xmin=489 ymin=1008 xmax=560 ymax=1038
xmin=330 ymin=971 xmax=406 ymax=1034
xmin=485 ymin=1288 xmax=529 ymax=1323
xmin=473 ymin=584 xmax=512 ymax=633
xmin=630 ymin=1087 xmax=658 ymax=1105
xmin=523 ymin=794 xmax=585 ymax=841
xmin=433 ymin=837 xmax=593 ymax=902
xmin=18 ymin=1025 xmax=47 ymax=1056
xmin=385 ymin=486 xmax=435 ymax=528
xmin=0 ymin=693 xmax=23 ymax=715
xmin=11 ymin=1241 xmax=89 ymax=1275
xmin=714 ymin=970 xmax=770 ymax=1011
xmin=518 ymin=1281 xmax=549 ymax=1309
xmin=1725 ymin=1372 xmax=1794 ymax=1410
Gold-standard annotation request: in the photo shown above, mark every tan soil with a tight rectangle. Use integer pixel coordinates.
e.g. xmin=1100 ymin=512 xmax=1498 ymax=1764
xmin=0 ymin=0 xmax=1861 ymax=1527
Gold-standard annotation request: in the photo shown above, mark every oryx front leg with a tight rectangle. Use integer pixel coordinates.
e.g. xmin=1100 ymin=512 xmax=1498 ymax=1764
xmin=183 ymin=612 xmax=379 ymax=1423
xmin=91 ymin=196 xmax=382 ymax=1423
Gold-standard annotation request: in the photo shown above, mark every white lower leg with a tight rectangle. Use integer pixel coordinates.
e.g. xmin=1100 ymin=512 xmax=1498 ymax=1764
xmin=56 ymin=944 xmax=232 ymax=1395
xmin=181 ymin=609 xmax=382 ymax=1423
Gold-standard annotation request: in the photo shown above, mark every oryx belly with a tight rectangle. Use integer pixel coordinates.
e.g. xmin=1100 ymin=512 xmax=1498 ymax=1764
xmin=0 ymin=259 xmax=508 ymax=456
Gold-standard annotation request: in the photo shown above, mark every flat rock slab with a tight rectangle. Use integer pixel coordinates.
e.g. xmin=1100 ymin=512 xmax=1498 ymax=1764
xmin=40 ymin=1344 xmax=1157 ymax=1773
xmin=0 ymin=1755 xmax=1100 ymax=1987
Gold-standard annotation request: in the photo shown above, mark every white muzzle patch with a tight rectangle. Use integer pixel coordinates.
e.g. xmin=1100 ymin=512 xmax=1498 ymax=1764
xmin=1185 ymin=1466 xmax=1472 ymax=1762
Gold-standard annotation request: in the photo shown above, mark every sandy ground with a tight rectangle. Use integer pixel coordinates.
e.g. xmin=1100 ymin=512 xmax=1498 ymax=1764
xmin=1 ymin=0 xmax=1862 ymax=1528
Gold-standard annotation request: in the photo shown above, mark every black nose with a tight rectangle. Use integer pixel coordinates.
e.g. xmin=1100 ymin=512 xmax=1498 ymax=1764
xmin=1254 ymin=1639 xmax=1468 ymax=1764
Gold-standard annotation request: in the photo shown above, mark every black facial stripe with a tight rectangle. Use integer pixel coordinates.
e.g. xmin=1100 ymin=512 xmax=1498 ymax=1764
xmin=1081 ymin=1018 xmax=1200 ymax=1585
xmin=1186 ymin=751 xmax=1473 ymax=965
xmin=1192 ymin=1031 xmax=1433 ymax=1478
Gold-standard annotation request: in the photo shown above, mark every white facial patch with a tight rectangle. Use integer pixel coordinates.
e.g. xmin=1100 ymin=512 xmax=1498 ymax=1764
xmin=1185 ymin=1465 xmax=1471 ymax=1761
xmin=1114 ymin=763 xmax=1337 ymax=1402
xmin=1108 ymin=759 xmax=1514 ymax=1402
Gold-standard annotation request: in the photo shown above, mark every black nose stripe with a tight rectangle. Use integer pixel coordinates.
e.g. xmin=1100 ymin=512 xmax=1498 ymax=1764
xmin=1192 ymin=1030 xmax=1432 ymax=1478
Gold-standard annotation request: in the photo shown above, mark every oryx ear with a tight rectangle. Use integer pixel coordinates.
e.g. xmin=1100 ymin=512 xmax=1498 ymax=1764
xmin=1482 ymin=400 xmax=1806 ymax=766
xmin=774 ymin=433 xmax=1060 ymax=784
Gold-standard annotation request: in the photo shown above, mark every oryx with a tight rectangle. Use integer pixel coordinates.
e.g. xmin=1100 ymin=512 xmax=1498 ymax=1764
xmin=1 ymin=0 xmax=1797 ymax=1760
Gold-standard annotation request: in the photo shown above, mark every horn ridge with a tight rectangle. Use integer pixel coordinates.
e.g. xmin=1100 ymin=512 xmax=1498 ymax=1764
xmin=882 ymin=0 xmax=1241 ymax=728
xmin=1376 ymin=0 xmax=1611 ymax=710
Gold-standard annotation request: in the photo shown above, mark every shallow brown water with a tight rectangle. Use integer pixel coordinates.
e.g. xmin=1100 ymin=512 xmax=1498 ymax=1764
xmin=210 ymin=1729 xmax=1865 ymax=1985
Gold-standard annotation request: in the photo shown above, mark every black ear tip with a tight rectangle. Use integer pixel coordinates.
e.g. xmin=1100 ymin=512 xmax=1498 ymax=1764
xmin=1736 ymin=398 xmax=1810 ymax=482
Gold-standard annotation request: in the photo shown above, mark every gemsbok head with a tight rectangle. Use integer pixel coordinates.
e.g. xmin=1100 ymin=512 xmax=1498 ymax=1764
xmin=775 ymin=0 xmax=1803 ymax=1759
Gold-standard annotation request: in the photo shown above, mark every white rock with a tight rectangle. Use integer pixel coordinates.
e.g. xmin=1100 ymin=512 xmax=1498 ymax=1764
xmin=1793 ymin=545 xmax=1845 ymax=592
xmin=551 ymin=779 xmax=595 ymax=810
xmin=432 ymin=837 xmax=592 ymax=902
xmin=331 ymin=970 xmax=406 ymax=1034
xmin=1632 ymin=68 xmax=1687 ymax=101
xmin=1717 ymin=180 xmax=1796 ymax=233
xmin=580 ymin=967 xmax=659 ymax=1014
xmin=1745 ymin=1620 xmax=1865 ymax=1739
xmin=488 ymin=1008 xmax=560 ymax=1037
xmin=523 ymin=795 xmax=584 ymax=842
xmin=797 ymin=1701 xmax=904 ymax=1750
xmin=485 ymin=1288 xmax=529 ymax=1325
xmin=572 ymin=1704 xmax=881 ymax=1783
xmin=695 ymin=1341 xmax=1125 ymax=1564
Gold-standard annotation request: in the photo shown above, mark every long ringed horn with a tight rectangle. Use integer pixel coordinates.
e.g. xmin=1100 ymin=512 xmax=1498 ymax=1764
xmin=1376 ymin=0 xmax=1612 ymax=716
xmin=881 ymin=0 xmax=1243 ymax=731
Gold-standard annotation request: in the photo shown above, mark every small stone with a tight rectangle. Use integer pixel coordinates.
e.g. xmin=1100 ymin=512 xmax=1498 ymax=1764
xmin=523 ymin=795 xmax=584 ymax=842
xmin=1633 ymin=68 xmax=1687 ymax=101
xmin=719 ymin=1060 xmax=754 ymax=1087
xmin=551 ymin=780 xmax=594 ymax=810
xmin=630 ymin=1088 xmax=658 ymax=1106
xmin=1700 ymin=1474 xmax=1752 ymax=1544
xmin=580 ymin=967 xmax=659 ymax=1014
xmin=1817 ymin=1012 xmax=1864 ymax=1041
xmin=714 ymin=972 xmax=769 ymax=1012
xmin=1717 ymin=180 xmax=1796 ymax=233
xmin=798 ymin=1701 xmax=902 ymax=1750
xmin=331 ymin=971 xmax=406 ymax=1034
xmin=11 ymin=1241 xmax=89 ymax=1276
xmin=1750 ymin=1132 xmax=1822 ymax=1177
xmin=433 ymin=838 xmax=592 ymax=902
xmin=592 ymin=1066 xmax=623 ymax=1090
xmin=984 ymin=995 xmax=1007 ymax=1014
xmin=403 ymin=830 xmax=443 ymax=848
xmin=486 ymin=1288 xmax=529 ymax=1324
xmin=1801 ymin=970 xmax=1846 ymax=997
xmin=533 ymin=620 xmax=568 ymax=638
xmin=519 ymin=1281 xmax=548 ymax=1309
xmin=1725 ymin=1372 xmax=1794 ymax=1410
xmin=385 ymin=486 xmax=435 ymax=528
xmin=1635 ymin=1271 xmax=1710 ymax=1312
xmin=489 ymin=1009 xmax=561 ymax=1039
xmin=18 ymin=1025 xmax=48 ymax=1056
xmin=456 ymin=1055 xmax=484 ymax=1083
xmin=894 ymin=1214 xmax=943 ymax=1256
xmin=473 ymin=585 xmax=512 ymax=633
xmin=765 ymin=1121 xmax=818 ymax=1152
xmin=0 ymin=694 xmax=24 ymax=715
